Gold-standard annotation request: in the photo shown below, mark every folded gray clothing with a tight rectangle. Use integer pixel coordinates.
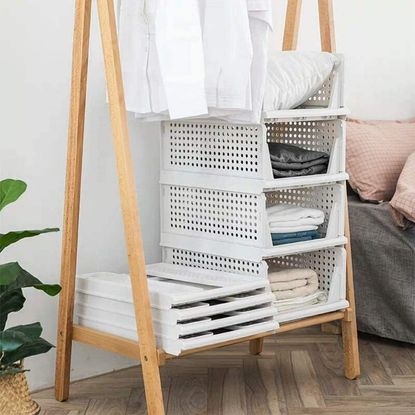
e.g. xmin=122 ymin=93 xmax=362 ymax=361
xmin=269 ymin=143 xmax=329 ymax=165
xmin=273 ymin=164 xmax=327 ymax=178
xmin=271 ymin=157 xmax=328 ymax=170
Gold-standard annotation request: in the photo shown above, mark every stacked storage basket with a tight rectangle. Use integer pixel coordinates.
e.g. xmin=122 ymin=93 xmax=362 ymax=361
xmin=160 ymin=55 xmax=349 ymax=324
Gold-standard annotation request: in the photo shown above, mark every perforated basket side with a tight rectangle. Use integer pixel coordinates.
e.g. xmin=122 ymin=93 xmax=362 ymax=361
xmin=161 ymin=185 xmax=267 ymax=246
xmin=162 ymin=121 xmax=265 ymax=179
xmin=163 ymin=247 xmax=268 ymax=278
xmin=300 ymin=56 xmax=344 ymax=109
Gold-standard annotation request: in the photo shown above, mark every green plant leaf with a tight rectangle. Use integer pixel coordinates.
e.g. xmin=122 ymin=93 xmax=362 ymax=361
xmin=1 ymin=337 xmax=54 ymax=366
xmin=0 ymin=263 xmax=60 ymax=330
xmin=0 ymin=262 xmax=20 ymax=285
xmin=0 ymin=323 xmax=43 ymax=353
xmin=0 ymin=366 xmax=27 ymax=377
xmin=6 ymin=322 xmax=42 ymax=338
xmin=0 ymin=332 xmax=29 ymax=353
xmin=0 ymin=179 xmax=26 ymax=212
xmin=0 ymin=262 xmax=61 ymax=296
xmin=0 ymin=228 xmax=59 ymax=253
xmin=0 ymin=289 xmax=26 ymax=331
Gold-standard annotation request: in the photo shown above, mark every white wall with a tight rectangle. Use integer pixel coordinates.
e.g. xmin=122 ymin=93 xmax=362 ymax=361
xmin=0 ymin=0 xmax=414 ymax=392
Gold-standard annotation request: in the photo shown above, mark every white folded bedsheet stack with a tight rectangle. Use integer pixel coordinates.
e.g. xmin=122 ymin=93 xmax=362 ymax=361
xmin=75 ymin=263 xmax=278 ymax=355
xmin=267 ymin=267 xmax=327 ymax=312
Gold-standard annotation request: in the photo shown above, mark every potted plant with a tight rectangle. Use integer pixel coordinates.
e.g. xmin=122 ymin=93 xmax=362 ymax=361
xmin=0 ymin=179 xmax=61 ymax=415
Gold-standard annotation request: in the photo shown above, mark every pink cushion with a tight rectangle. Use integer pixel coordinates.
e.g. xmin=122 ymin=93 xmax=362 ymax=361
xmin=346 ymin=119 xmax=415 ymax=201
xmin=390 ymin=152 xmax=415 ymax=228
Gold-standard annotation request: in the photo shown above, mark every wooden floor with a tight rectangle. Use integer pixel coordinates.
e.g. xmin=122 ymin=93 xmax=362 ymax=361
xmin=34 ymin=328 xmax=415 ymax=414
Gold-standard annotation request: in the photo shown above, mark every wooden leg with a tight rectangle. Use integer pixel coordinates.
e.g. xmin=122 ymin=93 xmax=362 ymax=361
xmin=282 ymin=0 xmax=302 ymax=51
xmin=55 ymin=0 xmax=92 ymax=402
xmin=342 ymin=203 xmax=360 ymax=380
xmin=96 ymin=1 xmax=165 ymax=414
xmin=318 ymin=0 xmax=336 ymax=52
xmin=321 ymin=322 xmax=342 ymax=335
xmin=249 ymin=338 xmax=264 ymax=355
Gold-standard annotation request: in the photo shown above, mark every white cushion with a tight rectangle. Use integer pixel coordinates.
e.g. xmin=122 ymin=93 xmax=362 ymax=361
xmin=263 ymin=51 xmax=339 ymax=111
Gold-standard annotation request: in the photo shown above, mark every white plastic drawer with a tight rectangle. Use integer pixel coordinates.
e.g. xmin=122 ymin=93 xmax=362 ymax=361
xmin=267 ymin=246 xmax=348 ymax=323
xmin=160 ymin=116 xmax=346 ymax=192
xmin=161 ymin=182 xmax=346 ymax=262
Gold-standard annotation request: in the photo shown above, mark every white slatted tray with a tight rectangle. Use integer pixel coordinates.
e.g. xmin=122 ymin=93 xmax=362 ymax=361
xmin=76 ymin=264 xmax=269 ymax=310
xmin=76 ymin=289 xmax=274 ymax=324
xmin=76 ymin=301 xmax=277 ymax=338
xmin=77 ymin=314 xmax=277 ymax=356
xmin=161 ymin=182 xmax=346 ymax=262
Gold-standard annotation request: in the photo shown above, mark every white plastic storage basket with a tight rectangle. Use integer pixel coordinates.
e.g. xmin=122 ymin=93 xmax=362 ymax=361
xmin=160 ymin=182 xmax=346 ymax=262
xmin=160 ymin=117 xmax=346 ymax=192
xmin=267 ymin=246 xmax=348 ymax=323
xmin=162 ymin=246 xmax=348 ymax=323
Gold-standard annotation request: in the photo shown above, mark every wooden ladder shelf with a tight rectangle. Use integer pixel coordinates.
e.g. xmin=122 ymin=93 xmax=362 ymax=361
xmin=55 ymin=1 xmax=360 ymax=413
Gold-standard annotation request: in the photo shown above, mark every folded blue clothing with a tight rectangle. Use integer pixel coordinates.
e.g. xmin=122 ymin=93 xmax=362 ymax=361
xmin=272 ymin=236 xmax=314 ymax=245
xmin=271 ymin=230 xmax=321 ymax=241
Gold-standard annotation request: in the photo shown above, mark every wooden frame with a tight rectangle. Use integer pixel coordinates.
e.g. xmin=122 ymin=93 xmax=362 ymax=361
xmin=55 ymin=1 xmax=360 ymax=414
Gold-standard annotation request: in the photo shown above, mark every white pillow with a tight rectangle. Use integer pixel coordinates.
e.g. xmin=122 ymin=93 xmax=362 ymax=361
xmin=263 ymin=51 xmax=339 ymax=111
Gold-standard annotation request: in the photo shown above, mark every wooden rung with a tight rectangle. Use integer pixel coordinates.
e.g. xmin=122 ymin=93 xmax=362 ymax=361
xmin=73 ymin=325 xmax=142 ymax=360
xmin=277 ymin=310 xmax=345 ymax=333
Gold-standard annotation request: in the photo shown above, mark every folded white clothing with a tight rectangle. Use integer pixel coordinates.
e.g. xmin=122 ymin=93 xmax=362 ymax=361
xmin=268 ymin=267 xmax=319 ymax=300
xmin=268 ymin=267 xmax=317 ymax=283
xmin=269 ymin=224 xmax=318 ymax=233
xmin=276 ymin=290 xmax=326 ymax=305
xmin=270 ymin=274 xmax=318 ymax=292
xmin=275 ymin=291 xmax=327 ymax=311
xmin=270 ymin=278 xmax=310 ymax=291
xmin=269 ymin=217 xmax=323 ymax=227
xmin=263 ymin=51 xmax=340 ymax=111
xmin=272 ymin=282 xmax=318 ymax=300
xmin=267 ymin=204 xmax=325 ymax=223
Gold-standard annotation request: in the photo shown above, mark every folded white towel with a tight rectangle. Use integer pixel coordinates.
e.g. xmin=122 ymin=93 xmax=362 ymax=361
xmin=268 ymin=268 xmax=317 ymax=283
xmin=270 ymin=278 xmax=309 ymax=291
xmin=267 ymin=204 xmax=324 ymax=223
xmin=268 ymin=268 xmax=319 ymax=300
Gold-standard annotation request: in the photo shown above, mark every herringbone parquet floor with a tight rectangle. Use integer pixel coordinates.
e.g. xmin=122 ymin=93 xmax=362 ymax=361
xmin=34 ymin=328 xmax=415 ymax=414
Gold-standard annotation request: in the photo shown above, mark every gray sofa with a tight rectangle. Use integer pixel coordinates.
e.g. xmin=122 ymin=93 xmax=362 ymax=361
xmin=348 ymin=191 xmax=415 ymax=343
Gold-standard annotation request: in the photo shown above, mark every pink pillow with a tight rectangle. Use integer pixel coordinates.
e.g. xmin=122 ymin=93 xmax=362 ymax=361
xmin=346 ymin=119 xmax=415 ymax=201
xmin=390 ymin=152 xmax=415 ymax=228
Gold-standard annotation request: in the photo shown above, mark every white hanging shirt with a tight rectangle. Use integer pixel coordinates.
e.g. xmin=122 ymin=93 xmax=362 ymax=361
xmin=200 ymin=0 xmax=253 ymax=111
xmin=119 ymin=0 xmax=207 ymax=120
xmin=221 ymin=0 xmax=273 ymax=123
xmin=118 ymin=0 xmax=271 ymax=123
